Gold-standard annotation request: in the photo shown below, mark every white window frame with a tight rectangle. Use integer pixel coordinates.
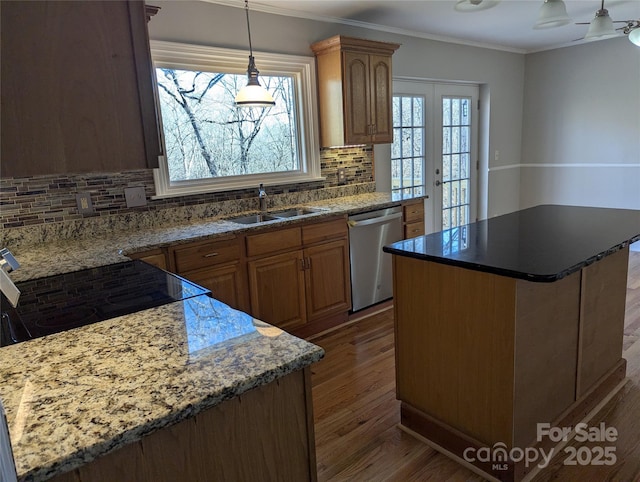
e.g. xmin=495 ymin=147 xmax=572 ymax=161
xmin=149 ymin=40 xmax=322 ymax=199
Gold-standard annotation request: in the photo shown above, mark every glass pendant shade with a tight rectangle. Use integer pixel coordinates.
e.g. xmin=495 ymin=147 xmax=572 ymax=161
xmin=454 ymin=0 xmax=500 ymax=12
xmin=534 ymin=0 xmax=571 ymax=29
xmin=235 ymin=56 xmax=275 ymax=107
xmin=629 ymin=28 xmax=640 ymax=46
xmin=584 ymin=11 xmax=618 ymax=40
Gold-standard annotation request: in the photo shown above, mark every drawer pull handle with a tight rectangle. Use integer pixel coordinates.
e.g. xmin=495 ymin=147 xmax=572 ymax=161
xmin=204 ymin=252 xmax=219 ymax=258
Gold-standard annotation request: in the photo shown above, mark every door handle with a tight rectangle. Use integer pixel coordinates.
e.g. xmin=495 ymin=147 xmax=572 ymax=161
xmin=435 ymin=180 xmax=442 ymax=187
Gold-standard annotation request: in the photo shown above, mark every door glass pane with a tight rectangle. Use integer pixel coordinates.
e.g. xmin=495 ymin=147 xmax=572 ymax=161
xmin=442 ymin=128 xmax=451 ymax=154
xmin=442 ymin=98 xmax=451 ymax=125
xmin=442 ymin=182 xmax=450 ymax=208
xmin=452 ymin=99 xmax=461 ymax=125
xmin=413 ymin=98 xmax=424 ymax=125
xmin=452 ymin=154 xmax=460 ymax=179
xmin=442 ymin=155 xmax=451 ymax=182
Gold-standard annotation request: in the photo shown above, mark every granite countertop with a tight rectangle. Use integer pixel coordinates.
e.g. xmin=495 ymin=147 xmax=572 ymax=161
xmin=11 ymin=191 xmax=419 ymax=283
xmin=0 ymin=191 xmax=428 ymax=481
xmin=384 ymin=204 xmax=640 ymax=282
xmin=0 ymin=294 xmax=324 ymax=482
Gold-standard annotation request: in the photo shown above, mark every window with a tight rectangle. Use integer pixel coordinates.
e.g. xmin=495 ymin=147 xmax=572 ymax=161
xmin=391 ymin=95 xmax=425 ymax=198
xmin=150 ymin=40 xmax=321 ymax=198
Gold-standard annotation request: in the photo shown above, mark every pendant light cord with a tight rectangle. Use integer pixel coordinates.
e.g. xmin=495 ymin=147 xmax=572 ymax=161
xmin=244 ymin=0 xmax=254 ymax=58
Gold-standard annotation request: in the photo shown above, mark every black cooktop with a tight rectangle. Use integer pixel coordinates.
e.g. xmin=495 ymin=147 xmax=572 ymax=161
xmin=0 ymin=260 xmax=210 ymax=346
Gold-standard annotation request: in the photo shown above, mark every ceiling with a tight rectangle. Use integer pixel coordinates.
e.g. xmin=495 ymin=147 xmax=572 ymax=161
xmin=211 ymin=0 xmax=640 ymax=53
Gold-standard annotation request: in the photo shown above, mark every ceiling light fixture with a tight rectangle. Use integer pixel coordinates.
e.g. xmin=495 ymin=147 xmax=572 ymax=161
xmin=533 ymin=0 xmax=571 ymax=29
xmin=584 ymin=0 xmax=619 ymax=41
xmin=454 ymin=0 xmax=500 ymax=12
xmin=623 ymin=20 xmax=640 ymax=46
xmin=234 ymin=0 xmax=275 ymax=108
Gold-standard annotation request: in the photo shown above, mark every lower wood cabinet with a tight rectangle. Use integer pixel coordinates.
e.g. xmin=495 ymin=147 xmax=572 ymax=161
xmin=247 ymin=217 xmax=351 ymax=334
xmin=50 ymin=369 xmax=317 ymax=482
xmin=134 ymin=217 xmax=351 ymax=337
xmin=402 ymin=199 xmax=425 ymax=238
xmin=248 ymin=250 xmax=307 ymax=330
xmin=304 ymin=238 xmax=351 ymax=322
xmin=182 ymin=262 xmax=248 ymax=314
xmin=170 ymin=236 xmax=249 ymax=313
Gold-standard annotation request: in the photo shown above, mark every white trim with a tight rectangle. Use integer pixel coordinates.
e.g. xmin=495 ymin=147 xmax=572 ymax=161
xmin=520 ymin=163 xmax=640 ymax=168
xmin=149 ymin=40 xmax=321 ymax=199
xmin=489 ymin=163 xmax=640 ymax=172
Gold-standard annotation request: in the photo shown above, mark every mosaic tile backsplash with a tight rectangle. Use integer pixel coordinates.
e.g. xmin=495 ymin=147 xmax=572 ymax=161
xmin=0 ymin=146 xmax=374 ymax=246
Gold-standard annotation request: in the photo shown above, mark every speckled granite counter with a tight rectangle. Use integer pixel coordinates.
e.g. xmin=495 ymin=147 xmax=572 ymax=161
xmin=0 ymin=294 xmax=324 ymax=482
xmin=9 ymin=192 xmax=421 ymax=283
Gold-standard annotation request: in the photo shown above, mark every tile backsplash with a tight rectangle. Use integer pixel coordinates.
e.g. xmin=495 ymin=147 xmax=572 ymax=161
xmin=0 ymin=146 xmax=374 ymax=246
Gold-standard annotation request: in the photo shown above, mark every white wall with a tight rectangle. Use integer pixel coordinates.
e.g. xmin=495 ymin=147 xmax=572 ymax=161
xmin=148 ymin=1 xmax=525 ymax=218
xmin=521 ymin=37 xmax=640 ymax=210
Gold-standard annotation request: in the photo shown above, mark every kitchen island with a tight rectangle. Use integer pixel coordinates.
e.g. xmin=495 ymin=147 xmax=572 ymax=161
xmin=383 ymin=204 xmax=640 ymax=482
xmin=0 ymin=294 xmax=323 ymax=481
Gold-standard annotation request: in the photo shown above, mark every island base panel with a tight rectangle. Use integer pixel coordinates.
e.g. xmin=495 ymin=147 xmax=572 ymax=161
xmin=49 ymin=368 xmax=317 ymax=482
xmin=400 ymin=359 xmax=626 ymax=482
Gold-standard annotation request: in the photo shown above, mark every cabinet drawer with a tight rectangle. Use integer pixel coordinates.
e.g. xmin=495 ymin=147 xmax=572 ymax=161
xmin=404 ymin=221 xmax=425 ymax=239
xmin=403 ymin=201 xmax=424 ymax=223
xmin=129 ymin=249 xmax=167 ymax=270
xmin=174 ymin=238 xmax=241 ymax=273
xmin=246 ymin=227 xmax=302 ymax=258
xmin=302 ymin=218 xmax=347 ymax=245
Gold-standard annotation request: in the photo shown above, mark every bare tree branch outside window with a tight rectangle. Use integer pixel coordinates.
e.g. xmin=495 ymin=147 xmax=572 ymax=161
xmin=156 ymin=68 xmax=300 ymax=182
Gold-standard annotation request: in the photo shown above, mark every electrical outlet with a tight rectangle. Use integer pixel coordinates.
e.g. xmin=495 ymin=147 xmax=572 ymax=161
xmin=76 ymin=192 xmax=94 ymax=214
xmin=124 ymin=186 xmax=147 ymax=208
xmin=337 ymin=168 xmax=346 ymax=183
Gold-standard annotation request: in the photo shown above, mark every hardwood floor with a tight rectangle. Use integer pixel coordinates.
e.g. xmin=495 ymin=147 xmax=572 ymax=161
xmin=310 ymin=251 xmax=640 ymax=482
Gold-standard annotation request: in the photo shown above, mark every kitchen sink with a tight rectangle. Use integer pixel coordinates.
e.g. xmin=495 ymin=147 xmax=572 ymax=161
xmin=270 ymin=207 xmax=324 ymax=218
xmin=227 ymin=214 xmax=279 ymax=224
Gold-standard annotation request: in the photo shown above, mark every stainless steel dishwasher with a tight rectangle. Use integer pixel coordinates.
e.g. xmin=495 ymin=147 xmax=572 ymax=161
xmin=348 ymin=206 xmax=403 ymax=311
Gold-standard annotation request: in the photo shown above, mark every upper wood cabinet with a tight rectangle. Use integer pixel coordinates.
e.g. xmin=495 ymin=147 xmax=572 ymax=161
xmin=0 ymin=1 xmax=161 ymax=177
xmin=311 ymin=35 xmax=400 ymax=147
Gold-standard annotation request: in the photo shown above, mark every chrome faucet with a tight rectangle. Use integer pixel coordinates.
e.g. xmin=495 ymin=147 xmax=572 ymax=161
xmin=258 ymin=183 xmax=268 ymax=212
xmin=0 ymin=248 xmax=20 ymax=308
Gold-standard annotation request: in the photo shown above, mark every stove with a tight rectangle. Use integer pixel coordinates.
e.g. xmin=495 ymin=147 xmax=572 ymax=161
xmin=0 ymin=260 xmax=211 ymax=346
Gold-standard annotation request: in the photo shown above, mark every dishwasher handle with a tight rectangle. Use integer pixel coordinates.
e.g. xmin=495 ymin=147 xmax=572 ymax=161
xmin=348 ymin=212 xmax=402 ymax=228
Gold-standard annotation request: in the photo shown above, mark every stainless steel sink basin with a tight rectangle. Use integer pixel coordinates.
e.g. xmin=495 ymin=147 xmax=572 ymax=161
xmin=227 ymin=214 xmax=279 ymax=224
xmin=270 ymin=208 xmax=323 ymax=218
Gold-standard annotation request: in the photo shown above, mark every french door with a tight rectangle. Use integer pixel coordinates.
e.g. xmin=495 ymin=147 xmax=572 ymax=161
xmin=393 ymin=81 xmax=479 ymax=233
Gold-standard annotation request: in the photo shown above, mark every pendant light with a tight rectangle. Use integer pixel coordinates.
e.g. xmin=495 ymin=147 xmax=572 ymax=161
xmin=533 ymin=0 xmax=571 ymax=29
xmin=584 ymin=0 xmax=618 ymax=41
xmin=625 ymin=22 xmax=640 ymax=46
xmin=234 ymin=0 xmax=275 ymax=108
xmin=454 ymin=0 xmax=500 ymax=12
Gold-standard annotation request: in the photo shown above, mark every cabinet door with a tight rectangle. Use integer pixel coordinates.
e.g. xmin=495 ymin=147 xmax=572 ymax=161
xmin=304 ymin=238 xmax=351 ymax=322
xmin=343 ymin=51 xmax=371 ymax=145
xmin=184 ymin=263 xmax=248 ymax=313
xmin=369 ymin=54 xmax=394 ymax=143
xmin=248 ymin=251 xmax=307 ymax=330
xmin=0 ymin=1 xmax=159 ymax=177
